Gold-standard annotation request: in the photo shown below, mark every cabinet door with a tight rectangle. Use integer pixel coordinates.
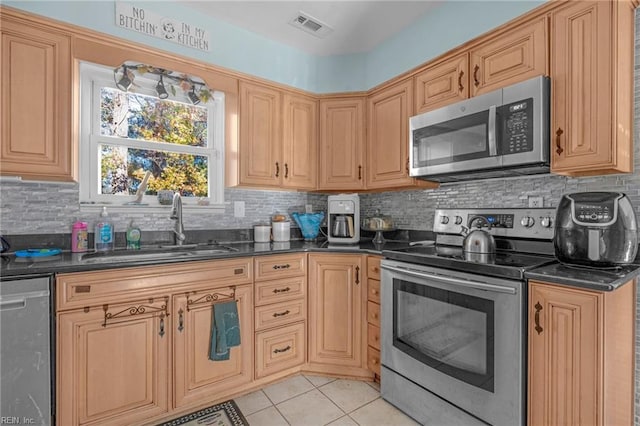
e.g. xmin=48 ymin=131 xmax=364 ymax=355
xmin=1 ymin=18 xmax=74 ymax=181
xmin=173 ymin=285 xmax=253 ymax=408
xmin=239 ymin=81 xmax=282 ymax=186
xmin=414 ymin=53 xmax=469 ymax=114
xmin=366 ymin=79 xmax=414 ymax=189
xmin=550 ymin=1 xmax=633 ymax=175
xmin=282 ymin=92 xmax=318 ymax=190
xmin=528 ymin=282 xmax=600 ymax=426
xmin=308 ymin=254 xmax=365 ymax=368
xmin=57 ymin=299 xmax=170 ymax=425
xmin=470 ymin=16 xmax=547 ymax=96
xmin=318 ymin=98 xmax=365 ymax=190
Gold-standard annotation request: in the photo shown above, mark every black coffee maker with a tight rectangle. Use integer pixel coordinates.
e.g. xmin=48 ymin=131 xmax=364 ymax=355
xmin=554 ymin=192 xmax=638 ymax=266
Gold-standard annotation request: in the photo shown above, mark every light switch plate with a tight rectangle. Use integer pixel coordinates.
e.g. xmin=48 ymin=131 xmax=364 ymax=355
xmin=234 ymin=201 xmax=245 ymax=217
xmin=528 ymin=196 xmax=543 ymax=208
xmin=305 ymin=204 xmax=313 ymax=213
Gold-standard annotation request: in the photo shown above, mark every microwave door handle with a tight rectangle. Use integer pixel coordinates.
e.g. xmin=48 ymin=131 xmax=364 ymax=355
xmin=488 ymin=105 xmax=497 ymax=156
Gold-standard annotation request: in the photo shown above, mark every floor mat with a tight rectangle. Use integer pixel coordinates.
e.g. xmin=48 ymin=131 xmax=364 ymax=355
xmin=158 ymin=400 xmax=248 ymax=426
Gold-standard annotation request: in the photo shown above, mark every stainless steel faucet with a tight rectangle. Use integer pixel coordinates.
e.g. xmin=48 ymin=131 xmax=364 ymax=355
xmin=170 ymin=192 xmax=186 ymax=246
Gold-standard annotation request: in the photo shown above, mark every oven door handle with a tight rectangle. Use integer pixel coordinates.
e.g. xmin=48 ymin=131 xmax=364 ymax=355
xmin=381 ymin=264 xmax=516 ymax=295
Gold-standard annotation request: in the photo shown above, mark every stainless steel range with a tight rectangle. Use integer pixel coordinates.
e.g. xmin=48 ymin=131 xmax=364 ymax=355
xmin=381 ymin=208 xmax=556 ymax=426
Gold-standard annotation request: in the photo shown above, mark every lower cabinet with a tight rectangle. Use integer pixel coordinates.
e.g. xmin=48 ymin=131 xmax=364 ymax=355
xmin=256 ymin=321 xmax=306 ymax=378
xmin=307 ymin=253 xmax=370 ymax=378
xmin=57 ymin=297 xmax=171 ymax=426
xmin=56 ymin=259 xmax=253 ymax=426
xmin=366 ymin=256 xmax=382 ymax=378
xmin=173 ymin=285 xmax=253 ymax=408
xmin=528 ymin=280 xmax=635 ymax=426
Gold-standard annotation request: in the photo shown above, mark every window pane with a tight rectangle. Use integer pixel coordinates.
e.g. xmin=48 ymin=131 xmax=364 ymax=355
xmin=100 ymin=87 xmax=208 ymax=147
xmin=100 ymin=144 xmax=209 ymax=197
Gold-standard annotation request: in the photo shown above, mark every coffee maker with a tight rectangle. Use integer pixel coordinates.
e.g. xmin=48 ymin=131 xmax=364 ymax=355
xmin=327 ymin=194 xmax=360 ymax=244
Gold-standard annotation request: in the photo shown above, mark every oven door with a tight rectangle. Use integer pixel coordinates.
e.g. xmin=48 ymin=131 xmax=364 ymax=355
xmin=381 ymin=259 xmax=525 ymax=426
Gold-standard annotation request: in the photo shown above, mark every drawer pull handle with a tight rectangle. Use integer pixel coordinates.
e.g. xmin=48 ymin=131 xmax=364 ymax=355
xmin=355 ymin=266 xmax=360 ymax=285
xmin=458 ymin=70 xmax=464 ymax=92
xmin=272 ymin=264 xmax=291 ymax=270
xmin=273 ymin=287 xmax=291 ymax=294
xmin=358 ymin=165 xmax=362 ymax=180
xmin=273 ymin=310 xmax=290 ymax=317
xmin=75 ymin=285 xmax=91 ymax=293
xmin=273 ymin=345 xmax=291 ymax=354
xmin=284 ymin=163 xmax=289 ymax=179
xmin=178 ymin=309 xmax=184 ymax=332
xmin=275 ymin=162 xmax=280 ymax=177
xmin=159 ymin=314 xmax=166 ymax=338
xmin=473 ymin=65 xmax=480 ymax=87
xmin=534 ymin=302 xmax=543 ymax=335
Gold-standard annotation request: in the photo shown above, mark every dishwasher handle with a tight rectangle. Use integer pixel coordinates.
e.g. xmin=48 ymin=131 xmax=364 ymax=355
xmin=0 ymin=290 xmax=49 ymax=311
xmin=381 ymin=264 xmax=517 ymax=295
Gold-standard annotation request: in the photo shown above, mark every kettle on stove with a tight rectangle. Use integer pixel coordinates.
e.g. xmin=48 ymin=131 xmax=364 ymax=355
xmin=461 ymin=216 xmax=496 ymax=254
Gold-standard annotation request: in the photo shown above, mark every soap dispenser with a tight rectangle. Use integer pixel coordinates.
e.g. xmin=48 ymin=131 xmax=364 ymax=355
xmin=126 ymin=220 xmax=141 ymax=250
xmin=94 ymin=207 xmax=114 ymax=252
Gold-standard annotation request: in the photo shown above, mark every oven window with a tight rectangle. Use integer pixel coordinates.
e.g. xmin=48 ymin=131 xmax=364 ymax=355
xmin=413 ymin=110 xmax=489 ymax=168
xmin=393 ymin=278 xmax=494 ymax=392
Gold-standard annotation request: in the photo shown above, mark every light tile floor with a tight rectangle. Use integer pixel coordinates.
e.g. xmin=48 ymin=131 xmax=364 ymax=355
xmin=234 ymin=374 xmax=419 ymax=426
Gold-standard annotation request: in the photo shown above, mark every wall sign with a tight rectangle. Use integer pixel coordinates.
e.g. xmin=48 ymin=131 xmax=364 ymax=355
xmin=115 ymin=1 xmax=210 ymax=52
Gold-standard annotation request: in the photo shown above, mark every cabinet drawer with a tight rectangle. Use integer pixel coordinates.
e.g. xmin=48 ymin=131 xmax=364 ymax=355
xmin=367 ymin=256 xmax=381 ymax=280
xmin=367 ymin=301 xmax=380 ymax=327
xmin=256 ymin=321 xmax=305 ymax=378
xmin=368 ymin=346 xmax=381 ymax=376
xmin=368 ymin=323 xmax=380 ymax=350
xmin=255 ymin=276 xmax=306 ymax=306
xmin=254 ymin=254 xmax=306 ymax=281
xmin=368 ymin=279 xmax=380 ymax=304
xmin=255 ymin=299 xmax=306 ymax=331
xmin=56 ymin=258 xmax=252 ymax=312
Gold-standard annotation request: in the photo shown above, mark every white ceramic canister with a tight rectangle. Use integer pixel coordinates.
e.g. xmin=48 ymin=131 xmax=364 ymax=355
xmin=272 ymin=221 xmax=291 ymax=242
xmin=254 ymin=225 xmax=271 ymax=243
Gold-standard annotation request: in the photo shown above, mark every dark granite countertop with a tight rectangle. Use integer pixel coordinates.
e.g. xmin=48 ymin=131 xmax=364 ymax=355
xmin=524 ymin=261 xmax=640 ymax=291
xmin=0 ymin=239 xmax=412 ymax=278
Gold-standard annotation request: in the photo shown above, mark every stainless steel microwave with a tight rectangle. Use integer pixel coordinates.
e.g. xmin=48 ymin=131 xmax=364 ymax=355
xmin=409 ymin=76 xmax=550 ymax=182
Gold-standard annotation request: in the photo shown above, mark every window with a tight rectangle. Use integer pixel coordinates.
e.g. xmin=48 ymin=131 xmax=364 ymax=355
xmin=79 ymin=62 xmax=225 ymax=209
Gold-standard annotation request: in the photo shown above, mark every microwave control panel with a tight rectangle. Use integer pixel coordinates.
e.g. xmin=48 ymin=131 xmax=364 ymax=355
xmin=500 ymin=98 xmax=534 ymax=155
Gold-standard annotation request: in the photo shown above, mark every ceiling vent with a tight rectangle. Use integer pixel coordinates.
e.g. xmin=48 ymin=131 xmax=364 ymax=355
xmin=289 ymin=12 xmax=333 ymax=38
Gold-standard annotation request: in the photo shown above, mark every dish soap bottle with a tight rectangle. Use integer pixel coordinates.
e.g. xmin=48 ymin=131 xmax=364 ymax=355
xmin=94 ymin=207 xmax=114 ymax=252
xmin=126 ymin=220 xmax=141 ymax=250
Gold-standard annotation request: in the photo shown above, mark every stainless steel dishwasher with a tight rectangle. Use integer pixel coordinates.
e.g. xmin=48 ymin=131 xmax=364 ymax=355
xmin=0 ymin=275 xmax=53 ymax=425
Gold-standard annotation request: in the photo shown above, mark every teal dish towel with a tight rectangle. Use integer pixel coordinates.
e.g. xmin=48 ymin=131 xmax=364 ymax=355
xmin=209 ymin=301 xmax=241 ymax=361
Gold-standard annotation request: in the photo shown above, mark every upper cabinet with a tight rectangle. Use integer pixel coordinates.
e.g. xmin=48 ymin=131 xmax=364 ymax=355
xmin=550 ymin=1 xmax=635 ymax=176
xmin=0 ymin=14 xmax=75 ymax=181
xmin=238 ymin=81 xmax=283 ymax=187
xmin=282 ymin=93 xmax=318 ymax=190
xmin=238 ymin=81 xmax=318 ymax=190
xmin=469 ymin=16 xmax=548 ymax=97
xmin=367 ymin=79 xmax=438 ymax=190
xmin=414 ymin=17 xmax=547 ymax=114
xmin=318 ymin=97 xmax=366 ymax=191
xmin=414 ymin=53 xmax=469 ymax=114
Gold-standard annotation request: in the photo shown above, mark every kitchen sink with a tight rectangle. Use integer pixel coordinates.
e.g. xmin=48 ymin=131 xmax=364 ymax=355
xmin=80 ymin=244 xmax=238 ymax=264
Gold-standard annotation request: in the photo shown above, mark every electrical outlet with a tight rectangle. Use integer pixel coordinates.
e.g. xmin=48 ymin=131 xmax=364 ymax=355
xmin=234 ymin=201 xmax=245 ymax=218
xmin=528 ymin=196 xmax=543 ymax=208
xmin=305 ymin=204 xmax=313 ymax=213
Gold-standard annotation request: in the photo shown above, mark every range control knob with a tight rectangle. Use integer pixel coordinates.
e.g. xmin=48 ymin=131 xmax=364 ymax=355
xmin=540 ymin=217 xmax=553 ymax=228
xmin=454 ymin=216 xmax=463 ymax=225
xmin=520 ymin=216 xmax=535 ymax=228
xmin=440 ymin=215 xmax=450 ymax=225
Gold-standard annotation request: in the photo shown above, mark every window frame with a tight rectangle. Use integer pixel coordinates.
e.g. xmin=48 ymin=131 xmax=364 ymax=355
xmin=79 ymin=61 xmax=225 ymax=211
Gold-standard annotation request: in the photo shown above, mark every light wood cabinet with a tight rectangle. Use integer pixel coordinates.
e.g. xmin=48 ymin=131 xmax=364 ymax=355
xmin=0 ymin=14 xmax=75 ymax=181
xmin=550 ymin=1 xmax=635 ymax=176
xmin=282 ymin=92 xmax=318 ymax=189
xmin=366 ymin=256 xmax=382 ymax=378
xmin=173 ymin=285 xmax=253 ymax=408
xmin=366 ymin=80 xmax=439 ymax=190
xmin=319 ymin=97 xmax=366 ymax=190
xmin=415 ymin=53 xmax=469 ymax=114
xmin=254 ymin=253 xmax=307 ymax=378
xmin=528 ymin=280 xmax=635 ymax=426
xmin=308 ymin=253 xmax=370 ymax=378
xmin=239 ymin=81 xmax=282 ymax=187
xmin=56 ymin=259 xmax=253 ymax=426
xmin=57 ymin=296 xmax=170 ymax=425
xmin=469 ymin=16 xmax=547 ymax=96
